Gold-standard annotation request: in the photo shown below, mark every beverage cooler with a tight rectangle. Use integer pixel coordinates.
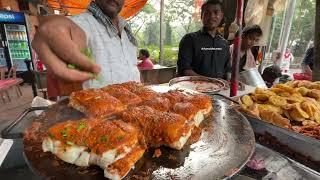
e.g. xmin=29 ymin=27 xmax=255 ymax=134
xmin=0 ymin=11 xmax=33 ymax=74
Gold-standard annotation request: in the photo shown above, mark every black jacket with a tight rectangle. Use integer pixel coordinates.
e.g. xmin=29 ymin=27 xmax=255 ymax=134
xmin=177 ymin=30 xmax=231 ymax=79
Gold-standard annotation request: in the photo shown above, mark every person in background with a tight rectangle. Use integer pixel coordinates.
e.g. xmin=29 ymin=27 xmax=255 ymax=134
xmin=230 ymin=25 xmax=263 ymax=72
xmin=261 ymin=65 xmax=282 ymax=88
xmin=32 ymin=0 xmax=140 ymax=89
xmin=280 ymin=48 xmax=294 ymax=74
xmin=301 ymin=46 xmax=314 ymax=76
xmin=177 ymin=0 xmax=231 ymax=80
xmin=32 ymin=26 xmax=45 ymax=71
xmin=137 ymin=49 xmax=154 ymax=70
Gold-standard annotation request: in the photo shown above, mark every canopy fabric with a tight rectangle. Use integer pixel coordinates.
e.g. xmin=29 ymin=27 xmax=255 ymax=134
xmin=119 ymin=0 xmax=147 ymax=19
xmin=46 ymin=0 xmax=148 ymax=19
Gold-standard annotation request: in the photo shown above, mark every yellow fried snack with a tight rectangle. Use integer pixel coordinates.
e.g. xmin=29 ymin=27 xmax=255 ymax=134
xmin=302 ymin=120 xmax=318 ymax=126
xmin=304 ymin=97 xmax=320 ymax=110
xmin=301 ymin=101 xmax=318 ymax=117
xmin=241 ymin=82 xmax=320 ymax=130
xmin=294 ymin=103 xmax=310 ymax=118
xmin=310 ymin=83 xmax=320 ymax=90
xmin=258 ymin=104 xmax=283 ymax=115
xmin=252 ymin=93 xmax=269 ymax=102
xmin=297 ymin=87 xmax=311 ymax=96
xmin=296 ymin=80 xmax=313 ymax=88
xmin=290 ymin=110 xmax=307 ymax=122
xmin=284 ymin=94 xmax=304 ymax=104
xmin=254 ymin=88 xmax=276 ymax=96
xmin=307 ymin=89 xmax=320 ymax=101
xmin=259 ymin=109 xmax=291 ymax=128
xmin=273 ymin=84 xmax=297 ymax=93
xmin=241 ymin=103 xmax=260 ymax=118
xmin=313 ymin=111 xmax=320 ymax=124
xmin=285 ymin=81 xmax=295 ymax=87
xmin=288 ymin=103 xmax=310 ymax=121
xmin=278 ymin=92 xmax=292 ymax=97
xmin=241 ymin=95 xmax=254 ymax=107
xmin=268 ymin=95 xmax=287 ymax=107
xmin=283 ymin=109 xmax=292 ymax=120
xmin=270 ymin=87 xmax=286 ymax=94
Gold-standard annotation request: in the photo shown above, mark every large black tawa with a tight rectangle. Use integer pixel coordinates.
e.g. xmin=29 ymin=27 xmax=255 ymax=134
xmin=23 ymin=98 xmax=255 ymax=180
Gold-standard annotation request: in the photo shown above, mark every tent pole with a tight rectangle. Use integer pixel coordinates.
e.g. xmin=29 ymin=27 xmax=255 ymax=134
xmin=230 ymin=0 xmax=244 ymax=97
xmin=266 ymin=16 xmax=277 ymax=64
xmin=278 ymin=0 xmax=288 ymax=48
xmin=277 ymin=0 xmax=297 ymax=66
xmin=159 ymin=0 xmax=165 ymax=65
xmin=313 ymin=0 xmax=320 ymax=81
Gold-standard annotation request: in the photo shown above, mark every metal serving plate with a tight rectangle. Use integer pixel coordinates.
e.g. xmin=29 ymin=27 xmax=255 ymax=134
xmin=169 ymin=76 xmax=228 ymax=93
xmin=21 ymin=97 xmax=255 ymax=180
xmin=212 ymin=94 xmax=320 ymax=171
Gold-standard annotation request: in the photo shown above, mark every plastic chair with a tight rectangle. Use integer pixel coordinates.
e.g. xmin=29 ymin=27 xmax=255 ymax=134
xmin=7 ymin=64 xmax=23 ymax=97
xmin=0 ymin=66 xmax=9 ymax=103
xmin=0 ymin=65 xmax=23 ymax=103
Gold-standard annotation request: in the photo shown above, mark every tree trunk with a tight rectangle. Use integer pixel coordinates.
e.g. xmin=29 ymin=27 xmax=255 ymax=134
xmin=313 ymin=0 xmax=320 ymax=81
xmin=159 ymin=0 xmax=165 ymax=65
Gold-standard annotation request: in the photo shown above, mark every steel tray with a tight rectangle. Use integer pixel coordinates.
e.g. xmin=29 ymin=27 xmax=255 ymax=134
xmin=212 ymin=94 xmax=320 ymax=172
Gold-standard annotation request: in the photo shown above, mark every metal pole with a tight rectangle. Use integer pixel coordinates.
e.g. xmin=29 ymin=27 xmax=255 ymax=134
xmin=267 ymin=16 xmax=277 ymax=62
xmin=277 ymin=0 xmax=297 ymax=66
xmin=230 ymin=0 xmax=244 ymax=97
xmin=278 ymin=0 xmax=288 ymax=48
xmin=159 ymin=0 xmax=165 ymax=65
xmin=313 ymin=0 xmax=320 ymax=81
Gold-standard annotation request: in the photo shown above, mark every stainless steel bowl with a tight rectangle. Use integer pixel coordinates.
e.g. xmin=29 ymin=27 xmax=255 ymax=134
xmin=239 ymin=68 xmax=267 ymax=88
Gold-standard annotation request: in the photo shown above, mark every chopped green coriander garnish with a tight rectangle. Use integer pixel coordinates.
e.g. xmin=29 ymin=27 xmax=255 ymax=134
xmin=100 ymin=136 xmax=108 ymax=142
xmin=116 ymin=136 xmax=124 ymax=141
xmin=77 ymin=122 xmax=86 ymax=132
xmin=66 ymin=141 xmax=74 ymax=146
xmin=60 ymin=127 xmax=70 ymax=138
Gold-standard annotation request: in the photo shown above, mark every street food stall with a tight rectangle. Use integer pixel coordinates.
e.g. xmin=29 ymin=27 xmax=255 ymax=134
xmin=0 ymin=0 xmax=319 ymax=179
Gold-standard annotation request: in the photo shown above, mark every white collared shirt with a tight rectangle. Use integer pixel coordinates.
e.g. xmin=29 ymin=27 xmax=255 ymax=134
xmin=70 ymin=12 xmax=140 ymax=89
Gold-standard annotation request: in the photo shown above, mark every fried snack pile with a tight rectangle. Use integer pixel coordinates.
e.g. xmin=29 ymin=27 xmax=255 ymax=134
xmin=240 ymin=80 xmax=320 ymax=140
xmin=44 ymin=82 xmax=213 ymax=180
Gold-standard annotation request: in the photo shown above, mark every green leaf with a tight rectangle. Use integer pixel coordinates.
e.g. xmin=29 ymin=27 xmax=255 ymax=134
xmin=82 ymin=48 xmax=103 ymax=83
xmin=100 ymin=135 xmax=108 ymax=142
xmin=66 ymin=48 xmax=103 ymax=82
xmin=66 ymin=141 xmax=74 ymax=146
xmin=48 ymin=133 xmax=54 ymax=138
xmin=77 ymin=122 xmax=86 ymax=132
xmin=60 ymin=127 xmax=70 ymax=138
xmin=67 ymin=64 xmax=76 ymax=69
xmin=116 ymin=136 xmax=124 ymax=141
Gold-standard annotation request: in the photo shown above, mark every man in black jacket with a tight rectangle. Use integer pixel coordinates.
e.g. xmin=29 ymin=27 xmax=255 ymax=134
xmin=177 ymin=0 xmax=231 ymax=80
xmin=301 ymin=46 xmax=314 ymax=75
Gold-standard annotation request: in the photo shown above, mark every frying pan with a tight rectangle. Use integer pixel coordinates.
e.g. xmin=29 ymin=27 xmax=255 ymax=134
xmin=2 ymin=97 xmax=255 ymax=179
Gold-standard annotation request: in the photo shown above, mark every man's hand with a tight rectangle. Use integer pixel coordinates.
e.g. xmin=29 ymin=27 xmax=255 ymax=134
xmin=32 ymin=16 xmax=101 ymax=82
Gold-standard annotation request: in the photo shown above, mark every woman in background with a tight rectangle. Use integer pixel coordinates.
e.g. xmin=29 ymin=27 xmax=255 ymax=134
xmin=138 ymin=49 xmax=154 ymax=70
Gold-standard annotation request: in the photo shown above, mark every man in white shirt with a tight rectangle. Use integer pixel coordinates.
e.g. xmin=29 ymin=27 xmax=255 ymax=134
xmin=32 ymin=0 xmax=140 ymax=88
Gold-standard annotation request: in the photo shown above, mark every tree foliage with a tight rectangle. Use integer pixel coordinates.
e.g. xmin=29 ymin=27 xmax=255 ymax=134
xmin=269 ymin=0 xmax=315 ymax=57
xmin=129 ymin=0 xmax=201 ymax=47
